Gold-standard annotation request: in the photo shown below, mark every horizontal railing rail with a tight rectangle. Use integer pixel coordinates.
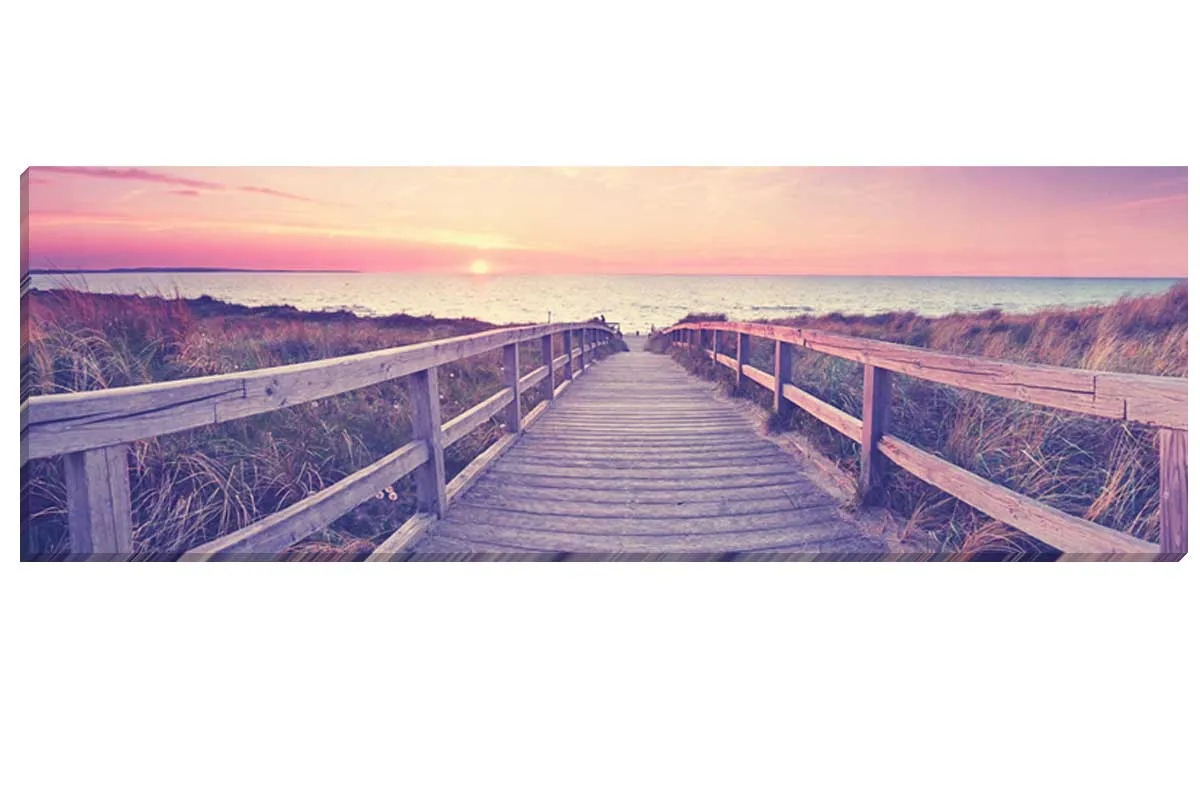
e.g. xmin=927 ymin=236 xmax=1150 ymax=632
xmin=22 ymin=322 xmax=620 ymax=560
xmin=665 ymin=320 xmax=1187 ymax=560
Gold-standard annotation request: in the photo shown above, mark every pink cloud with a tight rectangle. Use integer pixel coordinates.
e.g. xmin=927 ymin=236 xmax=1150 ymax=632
xmin=1108 ymin=192 xmax=1187 ymax=212
xmin=34 ymin=166 xmax=320 ymax=203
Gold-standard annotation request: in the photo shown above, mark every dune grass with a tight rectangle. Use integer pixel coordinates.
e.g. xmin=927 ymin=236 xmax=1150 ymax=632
xmin=21 ymin=289 xmax=619 ymax=561
xmin=650 ymin=283 xmax=1187 ymax=559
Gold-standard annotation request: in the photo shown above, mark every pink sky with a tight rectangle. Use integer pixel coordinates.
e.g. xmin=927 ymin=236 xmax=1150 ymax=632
xmin=21 ymin=166 xmax=1187 ymax=277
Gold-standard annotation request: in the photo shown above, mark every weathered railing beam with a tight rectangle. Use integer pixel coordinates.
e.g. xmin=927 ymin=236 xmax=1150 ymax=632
xmin=23 ymin=320 xmax=611 ymax=462
xmin=859 ymin=365 xmax=893 ymax=505
xmin=407 ymin=368 xmax=448 ymax=517
xmin=63 ymin=444 xmax=133 ymax=560
xmin=1159 ymin=428 xmax=1188 ymax=560
xmin=672 ymin=320 xmax=1186 ymax=431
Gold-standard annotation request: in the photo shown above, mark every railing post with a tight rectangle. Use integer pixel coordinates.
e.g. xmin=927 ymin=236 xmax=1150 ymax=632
xmin=503 ymin=341 xmax=522 ymax=432
xmin=563 ymin=329 xmax=574 ymax=379
xmin=773 ymin=340 xmax=794 ymax=416
xmin=63 ymin=443 xmax=134 ymax=560
xmin=542 ymin=333 xmax=556 ymax=402
xmin=711 ymin=329 xmax=718 ymax=367
xmin=1159 ymin=428 xmax=1187 ymax=560
xmin=407 ymin=368 xmax=448 ymax=517
xmin=859 ymin=365 xmax=893 ymax=505
xmin=736 ymin=332 xmax=750 ymax=391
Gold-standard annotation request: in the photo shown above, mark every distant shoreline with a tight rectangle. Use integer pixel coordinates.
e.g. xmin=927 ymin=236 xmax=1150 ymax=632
xmin=26 ymin=267 xmax=358 ymax=275
xmin=23 ymin=268 xmax=1187 ymax=281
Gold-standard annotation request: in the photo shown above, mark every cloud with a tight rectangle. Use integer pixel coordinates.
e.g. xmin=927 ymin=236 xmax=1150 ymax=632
xmin=38 ymin=166 xmax=223 ymax=189
xmin=235 ymin=185 xmax=317 ymax=202
xmin=169 ymin=189 xmax=201 ymax=197
xmin=33 ymin=166 xmax=320 ymax=203
xmin=1108 ymin=192 xmax=1187 ymax=212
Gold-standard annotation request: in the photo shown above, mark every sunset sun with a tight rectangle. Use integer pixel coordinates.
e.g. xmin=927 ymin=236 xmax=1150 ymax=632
xmin=468 ymin=259 xmax=491 ymax=275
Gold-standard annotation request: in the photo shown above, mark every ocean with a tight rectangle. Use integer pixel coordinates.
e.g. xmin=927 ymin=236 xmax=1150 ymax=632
xmin=27 ymin=272 xmax=1181 ymax=334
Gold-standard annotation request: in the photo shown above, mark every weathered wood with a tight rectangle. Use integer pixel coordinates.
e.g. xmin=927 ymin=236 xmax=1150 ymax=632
xmin=774 ymin=340 xmax=793 ymax=415
xmin=494 ymin=460 xmax=799 ymax=480
xmin=409 ymin=340 xmax=882 ymax=558
xmin=736 ymin=333 xmax=751 ymax=390
xmin=444 ymin=501 xmax=841 ymax=537
xmin=430 ymin=517 xmax=863 ymax=554
xmin=465 ymin=479 xmax=821 ymax=506
xmin=23 ymin=321 xmax=615 ymax=461
xmin=736 ymin=363 xmax=775 ymax=393
xmin=518 ymin=437 xmax=774 ymax=454
xmin=563 ymin=330 xmax=574 ymax=379
xmin=513 ymin=448 xmax=787 ymax=469
xmin=1158 ymin=428 xmax=1187 ymax=560
xmin=519 ymin=365 xmax=549 ymax=393
xmin=877 ymin=435 xmax=1159 ymax=558
xmin=859 ymin=365 xmax=893 ymax=505
xmin=542 ymin=334 xmax=556 ymax=401
xmin=441 ymin=388 xmax=513 ymax=447
xmin=447 ymin=433 xmax=519 ymax=505
xmin=366 ymin=513 xmax=439 ymax=561
xmin=781 ymin=383 xmax=863 ymax=441
xmin=1097 ymin=374 xmax=1187 ymax=430
xmin=502 ymin=342 xmax=522 ymax=433
xmin=521 ymin=399 xmax=551 ymax=431
xmin=454 ymin=469 xmax=807 ymax=492
xmin=184 ymin=439 xmax=429 ymax=560
xmin=408 ymin=368 xmax=448 ymax=517
xmin=466 ymin=486 xmax=828 ymax=518
xmin=63 ymin=444 xmax=133 ymax=560
xmin=673 ymin=322 xmax=1186 ymax=430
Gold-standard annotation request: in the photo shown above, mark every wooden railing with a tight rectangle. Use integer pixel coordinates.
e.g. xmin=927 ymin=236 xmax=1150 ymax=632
xmin=665 ymin=321 xmax=1188 ymax=561
xmin=21 ymin=322 xmax=620 ymax=560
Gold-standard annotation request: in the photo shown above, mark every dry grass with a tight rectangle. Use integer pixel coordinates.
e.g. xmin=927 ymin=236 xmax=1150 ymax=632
xmin=21 ymin=289 xmax=618 ymax=561
xmin=652 ymin=282 xmax=1186 ymax=560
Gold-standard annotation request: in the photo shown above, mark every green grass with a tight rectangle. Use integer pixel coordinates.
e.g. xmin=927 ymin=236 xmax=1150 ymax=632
xmin=21 ymin=289 xmax=620 ymax=561
xmin=649 ymin=282 xmax=1187 ymax=560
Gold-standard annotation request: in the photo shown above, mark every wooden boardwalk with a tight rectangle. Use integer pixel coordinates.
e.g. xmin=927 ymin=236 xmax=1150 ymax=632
xmin=409 ymin=337 xmax=886 ymax=560
xmin=23 ymin=315 xmax=1184 ymax=561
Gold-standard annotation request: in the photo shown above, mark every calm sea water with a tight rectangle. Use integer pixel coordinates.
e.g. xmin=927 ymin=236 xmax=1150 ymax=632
xmin=28 ymin=272 xmax=1181 ymax=333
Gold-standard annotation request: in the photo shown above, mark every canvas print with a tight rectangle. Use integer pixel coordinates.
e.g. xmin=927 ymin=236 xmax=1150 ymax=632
xmin=19 ymin=167 xmax=1187 ymax=561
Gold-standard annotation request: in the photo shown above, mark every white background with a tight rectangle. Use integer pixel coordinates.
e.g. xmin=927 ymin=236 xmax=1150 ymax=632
xmin=3 ymin=2 xmax=1195 ymax=808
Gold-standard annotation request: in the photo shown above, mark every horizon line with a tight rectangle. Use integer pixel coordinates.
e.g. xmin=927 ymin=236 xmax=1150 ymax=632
xmin=24 ymin=267 xmax=1190 ymax=281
